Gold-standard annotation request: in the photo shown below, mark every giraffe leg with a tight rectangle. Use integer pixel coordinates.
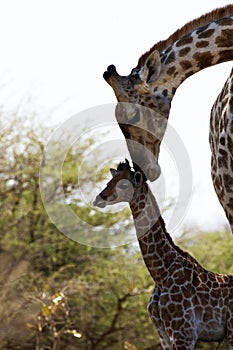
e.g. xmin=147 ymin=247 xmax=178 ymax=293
xmin=171 ymin=338 xmax=195 ymax=350
xmin=148 ymin=288 xmax=172 ymax=350
xmin=170 ymin=326 xmax=196 ymax=350
xmin=226 ymin=313 xmax=233 ymax=349
xmin=165 ymin=317 xmax=196 ymax=350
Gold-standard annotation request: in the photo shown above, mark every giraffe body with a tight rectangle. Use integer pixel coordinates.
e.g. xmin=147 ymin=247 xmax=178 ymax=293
xmin=210 ymin=67 xmax=233 ymax=232
xmin=94 ymin=160 xmax=233 ymax=349
xmin=148 ymin=269 xmax=232 ymax=349
xmin=103 ymin=5 xmax=233 ymax=181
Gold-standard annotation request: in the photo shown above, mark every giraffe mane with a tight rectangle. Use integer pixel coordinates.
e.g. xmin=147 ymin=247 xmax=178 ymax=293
xmin=116 ymin=160 xmax=148 ymax=182
xmin=137 ymin=4 xmax=233 ymax=67
xmin=117 ymin=159 xmax=131 ymax=172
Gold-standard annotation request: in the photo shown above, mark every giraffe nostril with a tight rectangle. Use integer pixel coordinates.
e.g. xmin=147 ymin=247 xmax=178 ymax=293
xmin=93 ymin=194 xmax=107 ymax=208
xmin=100 ymin=193 xmax=107 ymax=201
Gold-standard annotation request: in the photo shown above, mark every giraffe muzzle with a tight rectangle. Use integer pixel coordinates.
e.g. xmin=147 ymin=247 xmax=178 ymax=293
xmin=103 ymin=65 xmax=117 ymax=81
xmin=93 ymin=195 xmax=106 ymax=208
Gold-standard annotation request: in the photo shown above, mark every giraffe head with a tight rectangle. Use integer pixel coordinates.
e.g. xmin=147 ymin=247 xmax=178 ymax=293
xmin=103 ymin=50 xmax=172 ymax=114
xmin=104 ymin=52 xmax=170 ymax=182
xmin=103 ymin=50 xmax=164 ymax=102
xmin=93 ymin=159 xmax=146 ymax=208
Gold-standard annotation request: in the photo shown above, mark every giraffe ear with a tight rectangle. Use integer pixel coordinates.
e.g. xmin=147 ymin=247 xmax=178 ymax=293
xmin=141 ymin=50 xmax=161 ymax=84
xmin=110 ymin=168 xmax=117 ymax=177
xmin=133 ymin=172 xmax=143 ymax=186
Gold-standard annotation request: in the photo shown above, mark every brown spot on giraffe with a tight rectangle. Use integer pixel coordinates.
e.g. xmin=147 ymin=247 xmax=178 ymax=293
xmin=193 ymin=51 xmax=214 ymax=69
xmin=179 ymin=60 xmax=192 ymax=70
xmin=220 ymin=136 xmax=226 ymax=146
xmin=179 ymin=46 xmax=191 ymax=57
xmin=176 ymin=34 xmax=193 ymax=47
xmin=197 ymin=28 xmax=215 ymax=39
xmin=167 ymin=66 xmax=176 ymax=75
xmin=218 ymin=49 xmax=233 ymax=62
xmin=196 ymin=40 xmax=209 ymax=48
xmin=216 ymin=29 xmax=233 ymax=47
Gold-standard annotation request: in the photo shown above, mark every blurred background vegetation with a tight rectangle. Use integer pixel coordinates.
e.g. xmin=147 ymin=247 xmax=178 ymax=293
xmin=0 ymin=115 xmax=232 ymax=350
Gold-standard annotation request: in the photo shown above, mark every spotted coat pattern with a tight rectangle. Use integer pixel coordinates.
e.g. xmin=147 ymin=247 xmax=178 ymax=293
xmin=103 ymin=6 xmax=233 ymax=181
xmin=93 ymin=161 xmax=233 ymax=350
xmin=210 ymin=67 xmax=233 ymax=232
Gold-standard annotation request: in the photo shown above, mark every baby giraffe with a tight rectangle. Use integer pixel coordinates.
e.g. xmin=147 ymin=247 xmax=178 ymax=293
xmin=93 ymin=160 xmax=233 ymax=350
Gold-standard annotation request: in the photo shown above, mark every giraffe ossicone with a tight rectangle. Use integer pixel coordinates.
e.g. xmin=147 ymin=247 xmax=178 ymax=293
xmin=103 ymin=5 xmax=233 ymax=181
xmin=94 ymin=160 xmax=233 ymax=349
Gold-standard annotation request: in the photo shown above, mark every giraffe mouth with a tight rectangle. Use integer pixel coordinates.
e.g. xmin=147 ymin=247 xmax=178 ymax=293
xmin=145 ymin=162 xmax=161 ymax=181
xmin=93 ymin=195 xmax=106 ymax=208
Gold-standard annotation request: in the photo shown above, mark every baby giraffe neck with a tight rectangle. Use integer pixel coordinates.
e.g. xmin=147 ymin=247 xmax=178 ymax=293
xmin=129 ymin=184 xmax=179 ymax=284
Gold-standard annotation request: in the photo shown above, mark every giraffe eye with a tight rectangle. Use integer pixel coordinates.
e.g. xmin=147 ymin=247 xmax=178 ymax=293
xmin=129 ymin=69 xmax=140 ymax=84
xmin=118 ymin=180 xmax=130 ymax=190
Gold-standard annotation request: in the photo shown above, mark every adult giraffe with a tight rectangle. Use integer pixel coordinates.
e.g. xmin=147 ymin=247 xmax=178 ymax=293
xmin=94 ymin=160 xmax=233 ymax=349
xmin=103 ymin=5 xmax=233 ymax=181
xmin=210 ymin=67 xmax=233 ymax=231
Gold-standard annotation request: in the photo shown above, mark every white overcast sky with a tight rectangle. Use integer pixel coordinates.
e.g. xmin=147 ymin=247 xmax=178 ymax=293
xmin=0 ymin=0 xmax=233 ymax=235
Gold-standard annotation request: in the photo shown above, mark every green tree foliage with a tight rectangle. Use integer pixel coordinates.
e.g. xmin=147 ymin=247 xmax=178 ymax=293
xmin=0 ymin=118 xmax=158 ymax=349
xmin=1 ymin=117 xmax=233 ymax=350
xmin=176 ymin=229 xmax=233 ymax=274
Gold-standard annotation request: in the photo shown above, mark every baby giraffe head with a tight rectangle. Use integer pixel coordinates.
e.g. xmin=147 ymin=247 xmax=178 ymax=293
xmin=93 ymin=159 xmax=147 ymax=208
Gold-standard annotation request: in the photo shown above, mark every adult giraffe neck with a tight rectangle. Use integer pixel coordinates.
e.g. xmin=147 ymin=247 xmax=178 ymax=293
xmin=154 ymin=20 xmax=233 ymax=93
xmin=107 ymin=7 xmax=233 ymax=98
